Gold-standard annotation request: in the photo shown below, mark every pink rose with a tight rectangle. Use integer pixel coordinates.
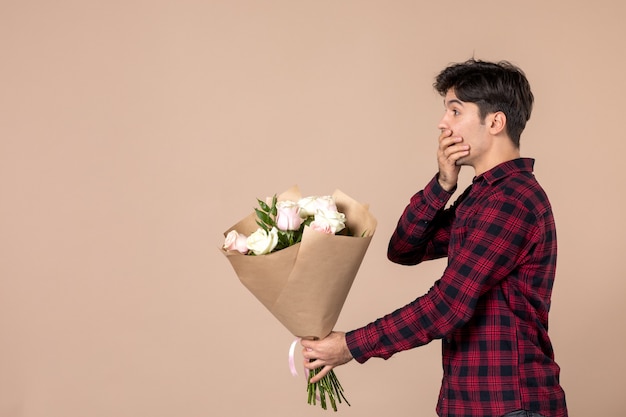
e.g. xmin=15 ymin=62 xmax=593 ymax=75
xmin=276 ymin=201 xmax=304 ymax=231
xmin=309 ymin=219 xmax=333 ymax=234
xmin=223 ymin=230 xmax=249 ymax=254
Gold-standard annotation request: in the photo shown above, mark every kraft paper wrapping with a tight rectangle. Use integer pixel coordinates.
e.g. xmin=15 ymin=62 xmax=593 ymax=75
xmin=221 ymin=186 xmax=377 ymax=339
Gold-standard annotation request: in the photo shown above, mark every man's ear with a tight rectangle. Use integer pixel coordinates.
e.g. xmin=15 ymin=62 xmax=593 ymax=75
xmin=488 ymin=111 xmax=506 ymax=135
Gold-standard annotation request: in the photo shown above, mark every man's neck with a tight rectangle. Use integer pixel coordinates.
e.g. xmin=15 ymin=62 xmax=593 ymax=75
xmin=473 ymin=148 xmax=520 ymax=176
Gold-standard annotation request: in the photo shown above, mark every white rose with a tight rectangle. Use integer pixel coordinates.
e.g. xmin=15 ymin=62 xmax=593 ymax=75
xmin=246 ymin=227 xmax=279 ymax=255
xmin=312 ymin=208 xmax=346 ymax=234
xmin=297 ymin=195 xmax=338 ymax=218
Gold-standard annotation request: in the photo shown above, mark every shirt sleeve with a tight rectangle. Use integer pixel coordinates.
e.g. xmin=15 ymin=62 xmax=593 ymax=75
xmin=347 ymin=189 xmax=539 ymax=363
xmin=387 ymin=175 xmax=456 ymax=265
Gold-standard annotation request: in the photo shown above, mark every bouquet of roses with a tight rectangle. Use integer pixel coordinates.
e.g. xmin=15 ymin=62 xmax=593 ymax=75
xmin=221 ymin=186 xmax=376 ymax=411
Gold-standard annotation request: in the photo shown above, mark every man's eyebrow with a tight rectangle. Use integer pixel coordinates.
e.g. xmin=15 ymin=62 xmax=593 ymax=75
xmin=444 ymin=98 xmax=464 ymax=107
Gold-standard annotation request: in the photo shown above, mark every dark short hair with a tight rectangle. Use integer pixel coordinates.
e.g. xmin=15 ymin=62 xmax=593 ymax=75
xmin=434 ymin=59 xmax=534 ymax=147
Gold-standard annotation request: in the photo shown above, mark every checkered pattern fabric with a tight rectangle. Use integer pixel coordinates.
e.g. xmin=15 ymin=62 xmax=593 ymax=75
xmin=346 ymin=159 xmax=567 ymax=417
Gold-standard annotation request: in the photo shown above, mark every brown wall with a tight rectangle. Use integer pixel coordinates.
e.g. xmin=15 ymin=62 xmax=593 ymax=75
xmin=1 ymin=1 xmax=624 ymax=416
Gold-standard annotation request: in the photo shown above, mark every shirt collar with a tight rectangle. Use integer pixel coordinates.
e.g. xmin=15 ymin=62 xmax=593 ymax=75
xmin=473 ymin=158 xmax=535 ymax=185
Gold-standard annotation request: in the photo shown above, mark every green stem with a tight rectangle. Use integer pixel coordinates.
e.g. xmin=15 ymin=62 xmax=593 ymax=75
xmin=306 ymin=365 xmax=350 ymax=411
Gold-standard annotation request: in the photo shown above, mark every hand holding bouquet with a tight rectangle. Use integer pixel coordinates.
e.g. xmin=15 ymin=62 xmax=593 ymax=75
xmin=221 ymin=186 xmax=376 ymax=411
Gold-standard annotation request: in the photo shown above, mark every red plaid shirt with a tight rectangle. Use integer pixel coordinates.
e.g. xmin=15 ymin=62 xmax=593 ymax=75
xmin=346 ymin=159 xmax=567 ymax=417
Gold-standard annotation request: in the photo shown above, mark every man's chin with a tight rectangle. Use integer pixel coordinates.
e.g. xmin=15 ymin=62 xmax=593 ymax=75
xmin=455 ymin=158 xmax=469 ymax=166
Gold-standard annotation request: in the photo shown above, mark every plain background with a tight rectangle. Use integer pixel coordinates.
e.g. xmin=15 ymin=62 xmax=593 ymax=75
xmin=1 ymin=1 xmax=625 ymax=416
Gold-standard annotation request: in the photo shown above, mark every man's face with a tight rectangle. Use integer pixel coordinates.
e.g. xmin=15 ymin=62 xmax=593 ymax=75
xmin=437 ymin=89 xmax=490 ymax=168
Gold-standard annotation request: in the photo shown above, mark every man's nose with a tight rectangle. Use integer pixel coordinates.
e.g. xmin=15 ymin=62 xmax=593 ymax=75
xmin=437 ymin=117 xmax=448 ymax=131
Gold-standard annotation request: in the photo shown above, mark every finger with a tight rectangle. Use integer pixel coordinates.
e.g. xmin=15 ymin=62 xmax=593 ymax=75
xmin=439 ymin=135 xmax=463 ymax=151
xmin=445 ymin=147 xmax=469 ymax=160
xmin=300 ymin=338 xmax=319 ymax=350
xmin=309 ymin=365 xmax=334 ymax=384
xmin=439 ymin=141 xmax=464 ymax=161
xmin=446 ymin=145 xmax=470 ymax=161
xmin=438 ymin=129 xmax=452 ymax=140
xmin=301 ymin=347 xmax=315 ymax=360
xmin=303 ymin=358 xmax=323 ymax=370
xmin=440 ymin=140 xmax=469 ymax=158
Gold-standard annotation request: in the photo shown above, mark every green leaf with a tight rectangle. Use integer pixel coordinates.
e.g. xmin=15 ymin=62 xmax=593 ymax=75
xmin=257 ymin=198 xmax=271 ymax=213
xmin=255 ymin=220 xmax=269 ymax=233
xmin=255 ymin=208 xmax=274 ymax=228
xmin=270 ymin=194 xmax=278 ymax=216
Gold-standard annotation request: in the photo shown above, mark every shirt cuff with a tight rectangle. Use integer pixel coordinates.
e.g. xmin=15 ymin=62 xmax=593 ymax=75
xmin=345 ymin=328 xmax=370 ymax=364
xmin=420 ymin=174 xmax=456 ymax=209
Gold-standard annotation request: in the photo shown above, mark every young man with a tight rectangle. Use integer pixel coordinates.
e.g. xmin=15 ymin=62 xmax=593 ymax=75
xmin=302 ymin=59 xmax=568 ymax=417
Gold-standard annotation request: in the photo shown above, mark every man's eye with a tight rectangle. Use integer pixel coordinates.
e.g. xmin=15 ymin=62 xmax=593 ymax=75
xmin=452 ymin=109 xmax=460 ymax=116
